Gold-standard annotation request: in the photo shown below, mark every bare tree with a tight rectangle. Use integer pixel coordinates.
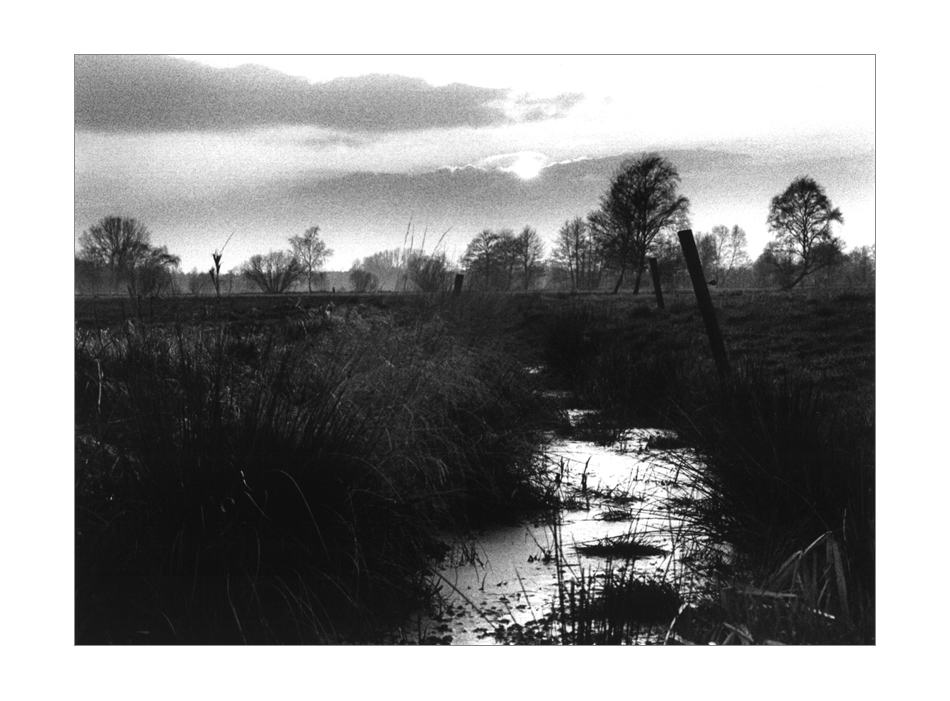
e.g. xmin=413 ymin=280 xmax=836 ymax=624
xmin=552 ymin=218 xmax=585 ymax=292
xmin=78 ymin=216 xmax=180 ymax=292
xmin=407 ymin=251 xmax=450 ymax=293
xmin=128 ymin=246 xmax=181 ymax=297
xmin=652 ymin=232 xmax=688 ymax=291
xmin=695 ymin=232 xmax=720 ymax=281
xmin=462 ymin=229 xmax=502 ymax=290
xmin=359 ymin=248 xmax=407 ymax=291
xmin=766 ymin=177 xmax=844 ymax=288
xmin=78 ymin=216 xmax=151 ymax=273
xmin=753 ymin=240 xmax=796 ymax=288
xmin=240 ymin=251 xmax=303 ymax=293
xmin=844 ymin=245 xmax=875 ymax=286
xmin=494 ymin=229 xmax=518 ymax=291
xmin=289 ymin=226 xmax=332 ymax=293
xmin=513 ymin=225 xmax=545 ymax=291
xmin=711 ymin=224 xmax=751 ymax=286
xmin=591 ymin=154 xmax=690 ymax=294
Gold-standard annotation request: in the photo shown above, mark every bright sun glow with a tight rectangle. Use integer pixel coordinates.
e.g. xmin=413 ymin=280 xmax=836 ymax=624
xmin=505 ymin=153 xmax=546 ymax=179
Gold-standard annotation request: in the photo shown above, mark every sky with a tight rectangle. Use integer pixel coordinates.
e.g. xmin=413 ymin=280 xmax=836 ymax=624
xmin=74 ymin=54 xmax=874 ymax=273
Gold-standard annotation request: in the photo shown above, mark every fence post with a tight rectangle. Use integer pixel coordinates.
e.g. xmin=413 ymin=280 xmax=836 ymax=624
xmin=677 ymin=229 xmax=731 ymax=382
xmin=453 ymin=273 xmax=464 ymax=296
xmin=648 ymin=257 xmax=664 ymax=310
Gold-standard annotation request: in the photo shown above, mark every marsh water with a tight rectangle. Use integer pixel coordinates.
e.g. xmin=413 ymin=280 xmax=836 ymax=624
xmin=396 ymin=409 xmax=708 ymax=645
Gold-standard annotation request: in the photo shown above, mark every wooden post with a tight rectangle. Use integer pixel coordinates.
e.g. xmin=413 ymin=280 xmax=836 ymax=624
xmin=648 ymin=257 xmax=664 ymax=310
xmin=453 ymin=273 xmax=464 ymax=296
xmin=677 ymin=229 xmax=731 ymax=381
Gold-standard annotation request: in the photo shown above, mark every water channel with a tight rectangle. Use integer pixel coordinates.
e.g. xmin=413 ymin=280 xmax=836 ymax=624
xmin=396 ymin=408 xmax=709 ymax=645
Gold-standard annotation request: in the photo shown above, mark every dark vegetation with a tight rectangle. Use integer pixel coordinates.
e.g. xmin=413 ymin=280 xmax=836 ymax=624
xmin=75 ymin=294 xmax=558 ymax=643
xmin=537 ymin=288 xmax=875 ymax=644
xmin=75 ymin=286 xmax=874 ymax=644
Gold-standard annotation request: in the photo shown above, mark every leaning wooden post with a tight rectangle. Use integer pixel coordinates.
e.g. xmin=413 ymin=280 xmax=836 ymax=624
xmin=453 ymin=273 xmax=464 ymax=296
xmin=677 ymin=229 xmax=731 ymax=382
xmin=648 ymin=257 xmax=664 ymax=310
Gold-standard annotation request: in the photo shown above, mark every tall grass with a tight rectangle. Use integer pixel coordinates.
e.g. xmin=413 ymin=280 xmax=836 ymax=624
xmin=537 ymin=294 xmax=874 ymax=644
xmin=75 ymin=304 xmax=556 ymax=643
xmin=667 ymin=359 xmax=874 ymax=643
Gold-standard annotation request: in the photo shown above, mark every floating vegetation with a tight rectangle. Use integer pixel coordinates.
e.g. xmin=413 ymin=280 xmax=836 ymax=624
xmin=575 ymin=535 xmax=667 ymax=560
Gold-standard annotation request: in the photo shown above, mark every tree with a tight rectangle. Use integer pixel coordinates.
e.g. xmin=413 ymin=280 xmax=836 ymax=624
xmin=74 ymin=258 xmax=101 ymax=294
xmin=78 ymin=216 xmax=151 ymax=273
xmin=462 ymin=229 xmax=502 ymax=290
xmin=753 ymin=241 xmax=796 ymax=288
xmin=695 ymin=232 xmax=720 ymax=279
xmin=78 ymin=216 xmax=181 ymax=292
xmin=348 ymin=265 xmax=378 ymax=293
xmin=712 ymin=224 xmax=751 ymax=286
xmin=289 ymin=226 xmax=332 ymax=293
xmin=591 ymin=154 xmax=691 ymax=294
xmin=844 ymin=245 xmax=875 ymax=286
xmin=552 ymin=217 xmax=603 ymax=292
xmin=766 ymin=177 xmax=844 ymax=288
xmin=129 ymin=246 xmax=181 ymax=297
xmin=359 ymin=248 xmax=407 ymax=291
xmin=185 ymin=267 xmax=206 ymax=295
xmin=407 ymin=251 xmax=450 ymax=293
xmin=494 ymin=229 xmax=518 ymax=290
xmin=652 ymin=232 xmax=688 ymax=291
xmin=512 ymin=226 xmax=546 ymax=291
xmin=551 ymin=219 xmax=579 ymax=292
xmin=240 ymin=251 xmax=303 ymax=293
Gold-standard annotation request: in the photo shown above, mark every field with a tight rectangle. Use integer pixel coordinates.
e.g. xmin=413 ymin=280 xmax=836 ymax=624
xmin=74 ymin=287 xmax=875 ymax=644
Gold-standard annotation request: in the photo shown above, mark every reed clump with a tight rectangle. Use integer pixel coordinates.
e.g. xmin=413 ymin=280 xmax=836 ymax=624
xmin=75 ymin=304 xmax=555 ymax=643
xmin=666 ymin=359 xmax=874 ymax=643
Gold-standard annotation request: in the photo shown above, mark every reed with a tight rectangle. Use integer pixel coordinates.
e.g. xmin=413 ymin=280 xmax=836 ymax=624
xmin=75 ymin=304 xmax=556 ymax=643
xmin=534 ymin=291 xmax=874 ymax=643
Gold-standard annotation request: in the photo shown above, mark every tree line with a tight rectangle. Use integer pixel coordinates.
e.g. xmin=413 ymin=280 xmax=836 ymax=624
xmin=346 ymin=154 xmax=873 ymax=293
xmin=75 ymin=154 xmax=874 ymax=296
xmin=75 ymin=222 xmax=335 ymax=296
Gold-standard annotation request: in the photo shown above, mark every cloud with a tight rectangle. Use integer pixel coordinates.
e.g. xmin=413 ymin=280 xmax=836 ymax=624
xmin=75 ymin=55 xmax=582 ymax=134
xmin=477 ymin=152 xmax=550 ymax=179
xmin=509 ymin=92 xmax=584 ymax=121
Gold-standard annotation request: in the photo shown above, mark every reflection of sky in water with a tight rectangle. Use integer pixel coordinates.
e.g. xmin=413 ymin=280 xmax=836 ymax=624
xmin=401 ymin=428 xmax=706 ymax=644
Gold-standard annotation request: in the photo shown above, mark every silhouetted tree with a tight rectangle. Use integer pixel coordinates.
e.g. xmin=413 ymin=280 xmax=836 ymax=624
xmin=407 ymin=251 xmax=450 ymax=293
xmin=591 ymin=154 xmax=691 ymax=294
xmin=289 ymin=226 xmax=332 ymax=293
xmin=652 ymin=232 xmax=688 ymax=291
xmin=766 ymin=177 xmax=844 ymax=288
xmin=129 ymin=246 xmax=181 ymax=296
xmin=462 ymin=229 xmax=502 ymax=290
xmin=78 ymin=216 xmax=180 ymax=292
xmin=494 ymin=229 xmax=518 ymax=290
xmin=754 ymin=241 xmax=796 ymax=287
xmin=240 ymin=251 xmax=303 ymax=293
xmin=552 ymin=217 xmax=603 ymax=292
xmin=513 ymin=226 xmax=545 ymax=291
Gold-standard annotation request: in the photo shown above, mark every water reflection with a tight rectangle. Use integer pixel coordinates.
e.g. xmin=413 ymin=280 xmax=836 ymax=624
xmin=402 ymin=415 xmax=706 ymax=644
